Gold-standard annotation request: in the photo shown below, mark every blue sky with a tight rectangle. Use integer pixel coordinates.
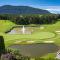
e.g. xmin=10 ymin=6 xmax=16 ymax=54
xmin=0 ymin=0 xmax=60 ymax=13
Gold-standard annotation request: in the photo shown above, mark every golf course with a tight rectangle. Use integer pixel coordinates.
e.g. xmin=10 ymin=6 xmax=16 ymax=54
xmin=0 ymin=17 xmax=60 ymax=59
xmin=0 ymin=20 xmax=60 ymax=46
xmin=0 ymin=0 xmax=60 ymax=59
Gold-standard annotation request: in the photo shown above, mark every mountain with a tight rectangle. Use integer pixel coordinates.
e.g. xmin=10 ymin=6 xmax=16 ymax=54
xmin=0 ymin=5 xmax=50 ymax=14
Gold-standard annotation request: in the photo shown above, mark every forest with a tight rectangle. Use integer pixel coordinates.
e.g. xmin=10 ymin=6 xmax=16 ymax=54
xmin=0 ymin=14 xmax=60 ymax=25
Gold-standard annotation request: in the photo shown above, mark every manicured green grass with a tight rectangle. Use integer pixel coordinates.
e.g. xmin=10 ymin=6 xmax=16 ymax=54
xmin=0 ymin=20 xmax=60 ymax=59
xmin=0 ymin=20 xmax=15 ymax=32
xmin=1 ymin=31 xmax=55 ymax=47
xmin=0 ymin=20 xmax=60 ymax=47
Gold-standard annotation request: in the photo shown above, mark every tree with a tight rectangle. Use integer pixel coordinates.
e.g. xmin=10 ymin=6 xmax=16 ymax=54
xmin=0 ymin=36 xmax=5 ymax=56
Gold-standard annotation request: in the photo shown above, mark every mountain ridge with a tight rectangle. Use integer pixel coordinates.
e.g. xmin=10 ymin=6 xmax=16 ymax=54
xmin=0 ymin=5 xmax=50 ymax=14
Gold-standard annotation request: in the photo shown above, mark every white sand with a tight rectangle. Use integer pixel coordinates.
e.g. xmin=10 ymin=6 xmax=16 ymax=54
xmin=44 ymin=41 xmax=54 ymax=43
xmin=15 ymin=40 xmax=35 ymax=44
xmin=14 ymin=41 xmax=22 ymax=43
xmin=55 ymin=31 xmax=60 ymax=33
xmin=27 ymin=41 xmax=35 ymax=43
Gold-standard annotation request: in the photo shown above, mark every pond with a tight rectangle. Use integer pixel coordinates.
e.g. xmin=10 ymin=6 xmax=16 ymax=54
xmin=6 ymin=26 xmax=45 ymax=34
xmin=6 ymin=26 xmax=55 ymax=40
xmin=8 ymin=43 xmax=59 ymax=57
xmin=7 ymin=26 xmax=34 ymax=34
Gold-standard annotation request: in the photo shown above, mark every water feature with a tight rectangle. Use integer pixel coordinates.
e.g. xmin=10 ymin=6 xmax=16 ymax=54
xmin=21 ymin=25 xmax=26 ymax=34
xmin=8 ymin=26 xmax=32 ymax=34
xmin=8 ymin=30 xmax=16 ymax=34
xmin=8 ymin=43 xmax=59 ymax=57
xmin=20 ymin=25 xmax=32 ymax=34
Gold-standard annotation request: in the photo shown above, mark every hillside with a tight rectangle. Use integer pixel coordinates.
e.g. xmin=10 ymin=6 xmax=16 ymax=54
xmin=0 ymin=20 xmax=15 ymax=32
xmin=0 ymin=5 xmax=50 ymax=14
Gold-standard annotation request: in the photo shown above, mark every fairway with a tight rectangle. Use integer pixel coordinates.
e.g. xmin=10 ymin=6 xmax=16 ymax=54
xmin=0 ymin=19 xmax=60 ymax=59
xmin=3 ymin=31 xmax=55 ymax=45
xmin=0 ymin=20 xmax=60 ymax=47
xmin=5 ymin=32 xmax=55 ymax=40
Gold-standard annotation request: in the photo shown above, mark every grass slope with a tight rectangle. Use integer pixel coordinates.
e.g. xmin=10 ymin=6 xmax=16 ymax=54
xmin=0 ymin=20 xmax=15 ymax=32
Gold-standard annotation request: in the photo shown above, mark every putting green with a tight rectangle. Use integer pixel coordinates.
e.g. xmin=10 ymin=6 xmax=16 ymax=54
xmin=33 ymin=32 xmax=55 ymax=39
xmin=5 ymin=32 xmax=55 ymax=41
xmin=13 ymin=32 xmax=55 ymax=44
xmin=4 ymin=31 xmax=55 ymax=46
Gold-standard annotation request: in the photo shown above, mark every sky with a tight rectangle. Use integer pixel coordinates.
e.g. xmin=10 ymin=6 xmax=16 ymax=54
xmin=0 ymin=0 xmax=60 ymax=13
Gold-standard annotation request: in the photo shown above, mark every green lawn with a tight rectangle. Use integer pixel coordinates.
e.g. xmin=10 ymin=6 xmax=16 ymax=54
xmin=0 ymin=20 xmax=60 ymax=46
xmin=0 ymin=20 xmax=60 ymax=59
xmin=1 ymin=31 xmax=55 ymax=47
xmin=0 ymin=20 xmax=15 ymax=32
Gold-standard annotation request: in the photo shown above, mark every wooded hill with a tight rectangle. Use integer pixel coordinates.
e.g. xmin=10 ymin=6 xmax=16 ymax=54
xmin=0 ymin=5 xmax=50 ymax=14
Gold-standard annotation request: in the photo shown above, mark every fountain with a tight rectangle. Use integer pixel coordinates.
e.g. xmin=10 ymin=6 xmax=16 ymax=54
xmin=21 ymin=25 xmax=26 ymax=34
xmin=20 ymin=25 xmax=32 ymax=34
xmin=8 ymin=25 xmax=33 ymax=34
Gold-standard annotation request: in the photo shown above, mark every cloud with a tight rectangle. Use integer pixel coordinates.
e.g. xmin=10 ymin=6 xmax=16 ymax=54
xmin=46 ymin=9 xmax=60 ymax=11
xmin=40 ymin=6 xmax=60 ymax=9
xmin=44 ymin=6 xmax=60 ymax=14
xmin=46 ymin=9 xmax=60 ymax=14
xmin=30 ymin=6 xmax=60 ymax=14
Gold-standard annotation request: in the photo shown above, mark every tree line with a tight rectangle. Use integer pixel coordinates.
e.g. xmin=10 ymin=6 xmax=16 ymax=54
xmin=0 ymin=14 xmax=60 ymax=25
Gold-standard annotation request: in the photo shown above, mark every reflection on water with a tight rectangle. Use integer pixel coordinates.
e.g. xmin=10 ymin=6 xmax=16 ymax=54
xmin=8 ymin=26 xmax=33 ymax=34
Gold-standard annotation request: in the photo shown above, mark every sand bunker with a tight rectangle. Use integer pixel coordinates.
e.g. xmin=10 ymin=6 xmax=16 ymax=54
xmin=44 ymin=41 xmax=54 ymax=43
xmin=15 ymin=41 xmax=22 ymax=43
xmin=27 ymin=41 xmax=35 ymax=43
xmin=55 ymin=31 xmax=60 ymax=33
xmin=55 ymin=31 xmax=60 ymax=34
xmin=14 ymin=40 xmax=35 ymax=44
